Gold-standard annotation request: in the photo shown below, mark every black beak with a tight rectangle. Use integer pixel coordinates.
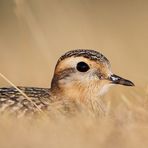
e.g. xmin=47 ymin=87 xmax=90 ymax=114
xmin=109 ymin=74 xmax=135 ymax=86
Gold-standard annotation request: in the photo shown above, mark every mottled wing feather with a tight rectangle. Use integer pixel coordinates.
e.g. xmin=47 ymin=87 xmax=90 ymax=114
xmin=0 ymin=87 xmax=52 ymax=116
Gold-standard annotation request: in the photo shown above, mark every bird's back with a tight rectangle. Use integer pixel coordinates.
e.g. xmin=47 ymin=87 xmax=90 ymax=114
xmin=0 ymin=87 xmax=52 ymax=117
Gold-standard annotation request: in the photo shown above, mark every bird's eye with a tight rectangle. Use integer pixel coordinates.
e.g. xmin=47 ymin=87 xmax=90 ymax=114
xmin=76 ymin=62 xmax=90 ymax=72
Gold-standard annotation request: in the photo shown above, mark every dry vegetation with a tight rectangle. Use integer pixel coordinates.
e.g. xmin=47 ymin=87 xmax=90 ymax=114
xmin=0 ymin=0 xmax=148 ymax=148
xmin=0 ymin=86 xmax=148 ymax=148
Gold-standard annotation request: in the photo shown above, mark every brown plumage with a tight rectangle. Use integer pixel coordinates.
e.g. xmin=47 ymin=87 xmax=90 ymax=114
xmin=0 ymin=49 xmax=134 ymax=117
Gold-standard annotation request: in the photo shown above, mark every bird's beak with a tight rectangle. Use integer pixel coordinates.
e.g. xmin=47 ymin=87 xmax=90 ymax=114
xmin=109 ymin=74 xmax=135 ymax=86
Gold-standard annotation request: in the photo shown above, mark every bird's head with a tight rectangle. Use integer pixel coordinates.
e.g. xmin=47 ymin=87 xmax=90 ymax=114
xmin=51 ymin=49 xmax=134 ymax=103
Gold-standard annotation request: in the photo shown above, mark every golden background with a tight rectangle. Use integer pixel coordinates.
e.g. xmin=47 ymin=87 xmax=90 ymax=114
xmin=0 ymin=1 xmax=148 ymax=148
xmin=0 ymin=0 xmax=147 ymax=88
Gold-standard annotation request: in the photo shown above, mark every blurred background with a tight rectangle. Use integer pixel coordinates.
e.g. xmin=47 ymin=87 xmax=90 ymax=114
xmin=0 ymin=1 xmax=148 ymax=148
xmin=0 ymin=0 xmax=147 ymax=89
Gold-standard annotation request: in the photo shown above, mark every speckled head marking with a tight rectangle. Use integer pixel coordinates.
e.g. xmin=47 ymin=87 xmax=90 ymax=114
xmin=57 ymin=49 xmax=110 ymax=67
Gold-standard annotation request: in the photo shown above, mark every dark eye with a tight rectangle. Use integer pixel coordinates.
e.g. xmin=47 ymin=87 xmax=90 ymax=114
xmin=76 ymin=62 xmax=90 ymax=72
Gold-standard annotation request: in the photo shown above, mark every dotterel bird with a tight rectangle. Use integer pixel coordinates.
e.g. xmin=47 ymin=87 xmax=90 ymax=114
xmin=0 ymin=49 xmax=134 ymax=117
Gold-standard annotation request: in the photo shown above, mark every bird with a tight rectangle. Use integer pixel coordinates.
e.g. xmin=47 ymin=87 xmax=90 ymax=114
xmin=0 ymin=49 xmax=134 ymax=117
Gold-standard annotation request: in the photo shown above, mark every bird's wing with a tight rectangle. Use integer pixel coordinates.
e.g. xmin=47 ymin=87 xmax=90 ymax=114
xmin=0 ymin=87 xmax=52 ymax=116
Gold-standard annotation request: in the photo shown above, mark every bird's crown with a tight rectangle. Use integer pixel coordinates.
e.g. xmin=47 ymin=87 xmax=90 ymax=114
xmin=58 ymin=49 xmax=110 ymax=66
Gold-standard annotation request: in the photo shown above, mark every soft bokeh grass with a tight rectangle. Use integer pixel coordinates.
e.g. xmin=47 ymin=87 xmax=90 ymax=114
xmin=0 ymin=0 xmax=148 ymax=148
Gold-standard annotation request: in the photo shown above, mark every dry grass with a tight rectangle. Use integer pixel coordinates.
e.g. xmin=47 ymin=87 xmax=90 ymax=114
xmin=0 ymin=86 xmax=148 ymax=148
xmin=0 ymin=0 xmax=148 ymax=148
